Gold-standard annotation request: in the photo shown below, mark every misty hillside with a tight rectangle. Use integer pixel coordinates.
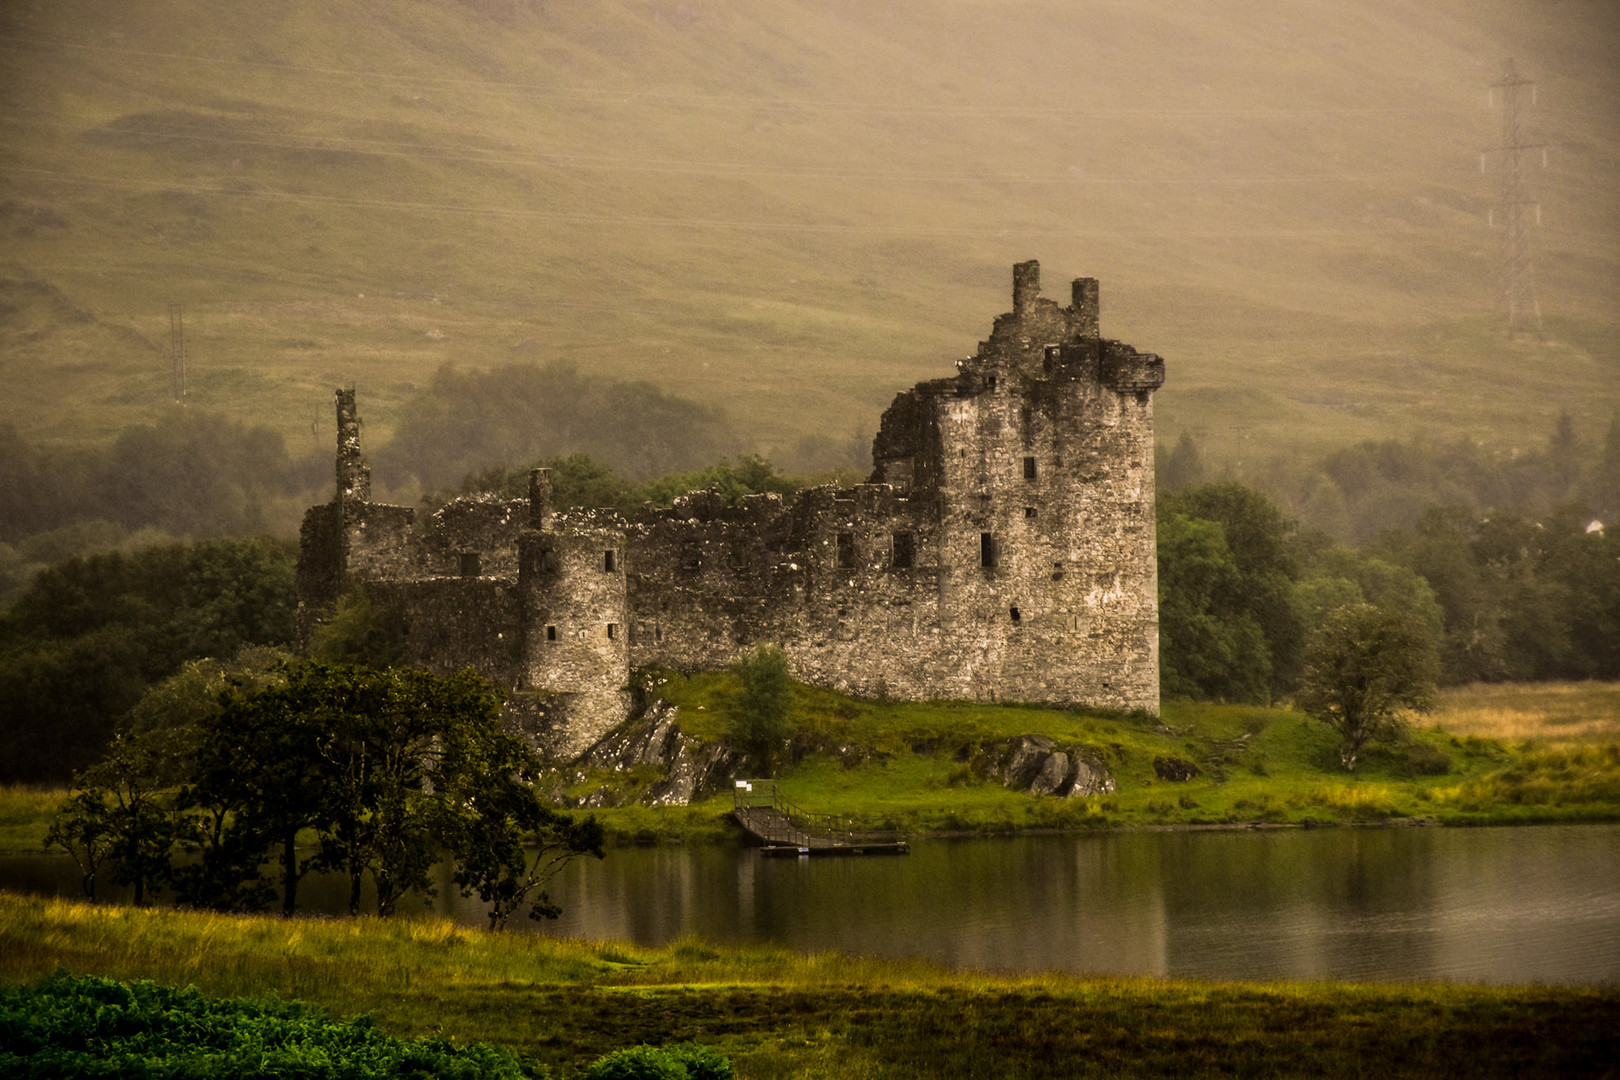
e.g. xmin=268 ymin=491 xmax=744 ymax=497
xmin=1 ymin=0 xmax=1616 ymax=478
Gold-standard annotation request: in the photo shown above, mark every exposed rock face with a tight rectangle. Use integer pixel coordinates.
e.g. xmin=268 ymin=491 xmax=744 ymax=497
xmin=1030 ymin=752 xmax=1071 ymax=797
xmin=573 ymin=701 xmax=735 ymax=807
xmin=1067 ymin=755 xmax=1114 ymax=798
xmin=985 ymin=735 xmax=1116 ymax=799
xmin=1002 ymin=735 xmax=1058 ymax=788
xmin=297 ymin=263 xmax=1166 ymax=758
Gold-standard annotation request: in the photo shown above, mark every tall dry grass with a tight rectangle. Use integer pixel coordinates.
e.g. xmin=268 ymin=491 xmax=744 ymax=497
xmin=1430 ymin=682 xmax=1620 ymax=744
xmin=1 ymin=891 xmax=1615 ymax=1080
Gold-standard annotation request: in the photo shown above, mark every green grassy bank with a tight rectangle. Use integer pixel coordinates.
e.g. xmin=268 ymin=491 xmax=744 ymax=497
xmin=569 ymin=676 xmax=1620 ymax=843
xmin=6 ymin=682 xmax=1620 ymax=854
xmin=1 ymin=892 xmax=1612 ymax=1079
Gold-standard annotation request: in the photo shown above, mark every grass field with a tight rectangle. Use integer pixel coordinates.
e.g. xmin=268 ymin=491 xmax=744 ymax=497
xmin=1430 ymin=680 xmax=1620 ymax=743
xmin=8 ymin=682 xmax=1619 ymax=855
xmin=1 ymin=0 xmax=1616 ymax=470
xmin=577 ymin=673 xmax=1620 ymax=837
xmin=1 ymin=892 xmax=1613 ymax=1078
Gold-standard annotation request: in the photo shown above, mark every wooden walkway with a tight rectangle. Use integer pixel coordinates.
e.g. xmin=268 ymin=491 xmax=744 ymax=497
xmin=733 ymin=780 xmax=909 ymax=857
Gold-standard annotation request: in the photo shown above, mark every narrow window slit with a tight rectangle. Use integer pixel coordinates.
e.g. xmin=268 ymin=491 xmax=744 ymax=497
xmin=891 ymin=532 xmax=914 ymax=569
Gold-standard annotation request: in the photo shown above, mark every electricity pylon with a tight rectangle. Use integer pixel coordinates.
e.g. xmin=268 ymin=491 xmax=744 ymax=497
xmin=1483 ymin=58 xmax=1545 ymax=334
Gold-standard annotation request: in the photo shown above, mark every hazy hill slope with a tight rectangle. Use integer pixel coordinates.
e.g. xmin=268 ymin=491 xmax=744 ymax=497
xmin=0 ymin=0 xmax=1615 ymax=474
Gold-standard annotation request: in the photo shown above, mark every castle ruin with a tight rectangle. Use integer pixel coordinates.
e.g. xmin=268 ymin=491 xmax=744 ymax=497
xmin=297 ymin=261 xmax=1166 ymax=759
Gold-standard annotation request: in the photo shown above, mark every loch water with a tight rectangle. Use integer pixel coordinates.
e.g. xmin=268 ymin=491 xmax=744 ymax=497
xmin=7 ymin=824 xmax=1617 ymax=985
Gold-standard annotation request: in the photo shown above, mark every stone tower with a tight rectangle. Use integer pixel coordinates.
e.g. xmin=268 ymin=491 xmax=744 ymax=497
xmin=865 ymin=260 xmax=1165 ymax=710
xmin=515 ymin=469 xmax=631 ymax=759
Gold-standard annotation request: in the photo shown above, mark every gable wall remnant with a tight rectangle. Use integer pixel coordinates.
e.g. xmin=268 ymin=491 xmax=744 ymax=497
xmin=295 ymin=262 xmax=1165 ymax=758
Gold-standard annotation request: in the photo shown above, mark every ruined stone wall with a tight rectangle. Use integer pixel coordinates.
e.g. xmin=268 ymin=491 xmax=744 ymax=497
xmin=295 ymin=261 xmax=1165 ymax=759
xmin=622 ymin=261 xmax=1162 ymax=712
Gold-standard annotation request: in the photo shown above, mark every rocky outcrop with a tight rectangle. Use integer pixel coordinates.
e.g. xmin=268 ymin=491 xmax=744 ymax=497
xmin=569 ymin=700 xmax=735 ymax=807
xmin=982 ymin=735 xmax=1115 ymax=798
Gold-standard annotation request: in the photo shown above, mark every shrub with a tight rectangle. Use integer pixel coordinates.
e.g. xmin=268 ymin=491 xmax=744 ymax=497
xmin=733 ymin=644 xmax=791 ymax=773
xmin=1400 ymin=741 xmax=1453 ymax=777
xmin=0 ymin=973 xmax=529 ymax=1079
xmin=582 ymin=1043 xmax=733 ymax=1080
xmin=1153 ymin=756 xmax=1200 ymax=782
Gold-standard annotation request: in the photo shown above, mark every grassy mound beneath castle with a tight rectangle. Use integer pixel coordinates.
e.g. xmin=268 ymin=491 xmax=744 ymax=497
xmin=4 ymin=681 xmax=1617 ymax=855
xmin=569 ymin=675 xmax=1620 ymax=843
xmin=1 ymin=892 xmax=1612 ymax=1080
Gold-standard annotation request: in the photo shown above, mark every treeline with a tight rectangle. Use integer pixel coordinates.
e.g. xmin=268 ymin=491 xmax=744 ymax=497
xmin=1159 ymin=482 xmax=1620 ymax=704
xmin=0 ymin=363 xmax=756 ymax=606
xmin=1162 ymin=412 xmax=1620 ymax=545
xmin=376 ymin=361 xmax=744 ymax=491
xmin=438 ymin=450 xmax=812 ymax=516
xmin=0 ymin=538 xmax=297 ymax=784
xmin=0 ymin=413 xmax=318 ymax=606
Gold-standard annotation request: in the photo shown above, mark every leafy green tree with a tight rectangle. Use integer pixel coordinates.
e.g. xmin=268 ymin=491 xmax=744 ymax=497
xmin=1162 ymin=483 xmax=1303 ymax=695
xmin=178 ymin=671 xmax=330 ymax=914
xmin=43 ymin=789 xmax=115 ymax=901
xmin=305 ymin=585 xmax=406 ymax=668
xmin=1158 ymin=430 xmax=1207 ymax=494
xmin=1156 ymin=513 xmax=1272 ymax=704
xmin=441 ymin=723 xmax=604 ymax=929
xmin=1376 ymin=505 xmax=1507 ymax=684
xmin=185 ymin=661 xmax=598 ymax=922
xmin=1584 ymin=412 xmax=1620 ymax=519
xmin=377 ymin=360 xmax=740 ymax=489
xmin=1295 ymin=604 xmax=1439 ymax=772
xmin=45 ymin=733 xmax=183 ymax=904
xmin=307 ymin=665 xmax=481 ymax=916
xmin=1293 ymin=547 xmax=1445 ymax=651
xmin=639 ymin=455 xmax=803 ymax=508
xmin=733 ymin=643 xmax=792 ymax=773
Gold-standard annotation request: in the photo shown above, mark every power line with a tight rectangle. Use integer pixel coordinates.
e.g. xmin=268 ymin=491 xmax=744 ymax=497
xmin=0 ymin=165 xmax=1467 ymax=238
xmin=0 ymin=35 xmax=1486 ymax=118
xmin=0 ymin=113 xmax=1470 ymax=186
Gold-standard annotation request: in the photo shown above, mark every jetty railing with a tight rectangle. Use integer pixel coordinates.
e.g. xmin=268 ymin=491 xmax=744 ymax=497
xmin=732 ymin=779 xmax=906 ymax=848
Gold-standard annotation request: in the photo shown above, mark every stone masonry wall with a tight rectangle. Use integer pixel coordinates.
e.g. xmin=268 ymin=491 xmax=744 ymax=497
xmin=295 ymin=262 xmax=1166 ymax=758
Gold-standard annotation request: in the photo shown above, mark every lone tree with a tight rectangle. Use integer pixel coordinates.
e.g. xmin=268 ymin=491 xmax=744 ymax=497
xmin=734 ymin=643 xmax=791 ymax=773
xmin=1296 ymin=603 xmax=1439 ymax=772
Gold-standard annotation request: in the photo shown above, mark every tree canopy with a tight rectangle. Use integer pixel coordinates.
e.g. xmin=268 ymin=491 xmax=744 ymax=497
xmin=49 ymin=662 xmax=602 ymax=926
xmin=0 ymin=538 xmax=297 ymax=783
xmin=1295 ymin=604 xmax=1439 ymax=772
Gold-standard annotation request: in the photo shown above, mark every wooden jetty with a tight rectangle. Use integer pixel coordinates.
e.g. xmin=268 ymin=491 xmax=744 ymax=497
xmin=732 ymin=780 xmax=909 ymax=857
